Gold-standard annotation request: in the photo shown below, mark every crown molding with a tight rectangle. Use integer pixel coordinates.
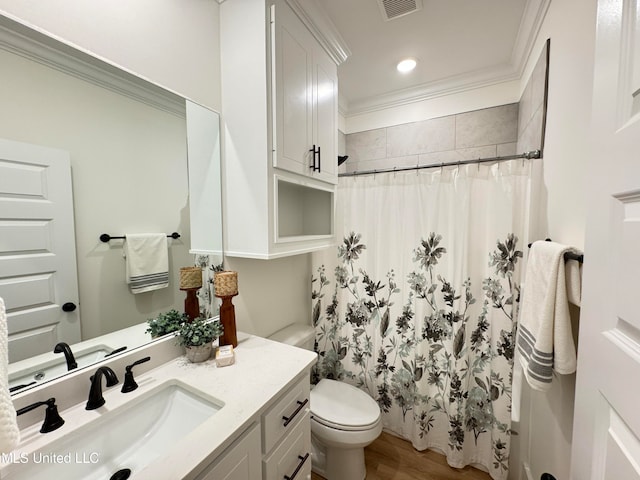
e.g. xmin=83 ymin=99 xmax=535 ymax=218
xmin=342 ymin=64 xmax=520 ymax=117
xmin=341 ymin=0 xmax=551 ymax=118
xmin=510 ymin=0 xmax=552 ymax=78
xmin=285 ymin=0 xmax=351 ymax=65
xmin=0 ymin=13 xmax=186 ymax=117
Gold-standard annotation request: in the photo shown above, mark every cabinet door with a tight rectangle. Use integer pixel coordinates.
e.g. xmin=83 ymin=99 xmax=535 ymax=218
xmin=195 ymin=424 xmax=261 ymax=480
xmin=263 ymin=411 xmax=311 ymax=480
xmin=271 ymin=0 xmax=314 ymax=177
xmin=310 ymin=46 xmax=338 ymax=184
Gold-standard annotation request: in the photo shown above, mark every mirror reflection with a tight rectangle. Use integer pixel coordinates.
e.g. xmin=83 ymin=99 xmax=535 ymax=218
xmin=0 ymin=16 xmax=222 ymax=393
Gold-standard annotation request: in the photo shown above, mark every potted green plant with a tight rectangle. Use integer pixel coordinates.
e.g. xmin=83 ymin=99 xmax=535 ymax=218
xmin=175 ymin=318 xmax=223 ymax=363
xmin=145 ymin=309 xmax=187 ymax=338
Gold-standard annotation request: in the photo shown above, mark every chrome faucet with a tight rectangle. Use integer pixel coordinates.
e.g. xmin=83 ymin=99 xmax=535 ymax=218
xmin=53 ymin=342 xmax=78 ymax=370
xmin=86 ymin=366 xmax=119 ymax=410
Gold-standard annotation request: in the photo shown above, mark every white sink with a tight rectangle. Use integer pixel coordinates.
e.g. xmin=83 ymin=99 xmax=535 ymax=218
xmin=4 ymin=381 xmax=223 ymax=479
xmin=8 ymin=345 xmax=115 ymax=392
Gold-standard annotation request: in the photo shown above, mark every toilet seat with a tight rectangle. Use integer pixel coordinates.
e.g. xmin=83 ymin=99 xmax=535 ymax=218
xmin=310 ymin=379 xmax=380 ymax=431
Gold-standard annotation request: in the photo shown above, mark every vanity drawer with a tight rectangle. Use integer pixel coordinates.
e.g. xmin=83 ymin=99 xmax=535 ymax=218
xmin=262 ymin=377 xmax=310 ymax=454
xmin=263 ymin=410 xmax=311 ymax=480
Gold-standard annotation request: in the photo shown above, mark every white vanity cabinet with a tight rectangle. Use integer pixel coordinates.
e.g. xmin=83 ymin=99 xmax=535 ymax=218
xmin=194 ymin=424 xmax=262 ymax=480
xmin=193 ymin=375 xmax=311 ymax=480
xmin=220 ymin=0 xmax=344 ymax=259
xmin=262 ymin=376 xmax=312 ymax=480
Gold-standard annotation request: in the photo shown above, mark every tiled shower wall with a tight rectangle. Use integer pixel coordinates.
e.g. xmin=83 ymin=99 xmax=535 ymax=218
xmin=341 ymin=37 xmax=548 ymax=176
xmin=340 ymin=103 xmax=519 ymax=174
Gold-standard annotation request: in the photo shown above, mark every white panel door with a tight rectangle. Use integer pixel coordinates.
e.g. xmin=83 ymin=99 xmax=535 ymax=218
xmin=0 ymin=138 xmax=80 ymax=363
xmin=571 ymin=0 xmax=640 ymax=478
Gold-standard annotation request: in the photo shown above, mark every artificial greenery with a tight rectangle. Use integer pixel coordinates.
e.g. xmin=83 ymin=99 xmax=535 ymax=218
xmin=175 ymin=317 xmax=223 ymax=347
xmin=145 ymin=309 xmax=187 ymax=338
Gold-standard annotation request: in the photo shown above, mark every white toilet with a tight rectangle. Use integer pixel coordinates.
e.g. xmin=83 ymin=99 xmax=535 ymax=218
xmin=269 ymin=324 xmax=382 ymax=480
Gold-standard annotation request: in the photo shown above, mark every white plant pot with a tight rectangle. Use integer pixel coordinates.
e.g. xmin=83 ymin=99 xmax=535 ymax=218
xmin=185 ymin=343 xmax=213 ymax=363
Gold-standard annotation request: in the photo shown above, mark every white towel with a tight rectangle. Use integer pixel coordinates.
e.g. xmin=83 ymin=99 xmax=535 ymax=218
xmin=123 ymin=233 xmax=169 ymax=294
xmin=0 ymin=297 xmax=20 ymax=453
xmin=565 ymin=259 xmax=582 ymax=306
xmin=516 ymin=241 xmax=579 ymax=391
xmin=511 ymin=350 xmax=524 ymax=422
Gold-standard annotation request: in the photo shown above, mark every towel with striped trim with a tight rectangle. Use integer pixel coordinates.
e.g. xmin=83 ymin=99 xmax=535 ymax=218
xmin=516 ymin=241 xmax=579 ymax=391
xmin=124 ymin=233 xmax=169 ymax=294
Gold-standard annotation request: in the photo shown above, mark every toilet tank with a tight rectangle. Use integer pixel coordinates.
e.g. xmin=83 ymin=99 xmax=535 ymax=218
xmin=268 ymin=323 xmax=315 ymax=351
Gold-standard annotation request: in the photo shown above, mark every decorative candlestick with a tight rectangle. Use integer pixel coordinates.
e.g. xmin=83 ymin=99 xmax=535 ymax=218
xmin=214 ymin=271 xmax=238 ymax=347
xmin=180 ymin=266 xmax=202 ymax=322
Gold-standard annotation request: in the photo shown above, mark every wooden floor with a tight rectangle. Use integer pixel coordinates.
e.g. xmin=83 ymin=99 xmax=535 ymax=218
xmin=311 ymin=431 xmax=492 ymax=480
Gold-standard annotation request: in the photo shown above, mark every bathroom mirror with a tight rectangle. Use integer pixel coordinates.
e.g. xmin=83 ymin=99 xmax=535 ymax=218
xmin=0 ymin=15 xmax=223 ymax=393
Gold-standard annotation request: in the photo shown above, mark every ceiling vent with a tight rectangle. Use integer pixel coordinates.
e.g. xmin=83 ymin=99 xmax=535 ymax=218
xmin=377 ymin=0 xmax=422 ymax=21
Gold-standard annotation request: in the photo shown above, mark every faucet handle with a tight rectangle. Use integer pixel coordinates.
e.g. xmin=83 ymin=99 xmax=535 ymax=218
xmin=16 ymin=398 xmax=65 ymax=433
xmin=121 ymin=356 xmax=151 ymax=393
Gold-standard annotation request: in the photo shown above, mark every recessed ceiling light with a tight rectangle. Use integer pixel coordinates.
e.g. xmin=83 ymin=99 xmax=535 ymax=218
xmin=397 ymin=58 xmax=417 ymax=74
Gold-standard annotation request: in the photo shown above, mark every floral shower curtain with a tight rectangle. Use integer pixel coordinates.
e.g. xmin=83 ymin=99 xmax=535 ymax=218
xmin=311 ymin=160 xmax=533 ymax=480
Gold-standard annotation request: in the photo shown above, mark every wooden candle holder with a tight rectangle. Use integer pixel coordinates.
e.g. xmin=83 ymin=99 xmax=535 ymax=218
xmin=217 ymin=294 xmax=238 ymax=347
xmin=180 ymin=266 xmax=203 ymax=322
xmin=181 ymin=287 xmax=200 ymax=322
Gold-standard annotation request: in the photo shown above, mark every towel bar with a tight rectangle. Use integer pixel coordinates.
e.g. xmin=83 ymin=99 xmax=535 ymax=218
xmin=527 ymin=239 xmax=584 ymax=263
xmin=100 ymin=232 xmax=180 ymax=243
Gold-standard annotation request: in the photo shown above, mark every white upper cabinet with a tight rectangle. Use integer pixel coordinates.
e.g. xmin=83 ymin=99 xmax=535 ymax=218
xmin=220 ymin=0 xmax=346 ymax=259
xmin=271 ymin=1 xmax=337 ymax=183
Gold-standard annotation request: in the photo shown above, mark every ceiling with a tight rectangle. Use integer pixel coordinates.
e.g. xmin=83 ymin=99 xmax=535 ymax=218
xmin=315 ymin=0 xmax=547 ymax=116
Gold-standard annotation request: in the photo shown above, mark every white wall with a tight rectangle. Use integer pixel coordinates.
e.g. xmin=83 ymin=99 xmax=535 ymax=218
xmin=225 ymin=255 xmax=312 ymax=338
xmin=0 ymin=0 xmax=221 ymax=110
xmin=512 ymin=1 xmax=597 ymax=479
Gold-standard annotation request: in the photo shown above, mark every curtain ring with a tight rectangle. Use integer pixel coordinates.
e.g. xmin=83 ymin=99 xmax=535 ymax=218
xmin=440 ymin=162 xmax=444 ymax=174
xmin=456 ymin=160 xmax=461 ymax=175
xmin=393 ymin=166 xmax=397 ymax=177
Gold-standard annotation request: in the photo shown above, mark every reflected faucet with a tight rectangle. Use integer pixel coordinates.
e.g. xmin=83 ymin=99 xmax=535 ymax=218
xmin=53 ymin=342 xmax=78 ymax=371
xmin=86 ymin=366 xmax=119 ymax=410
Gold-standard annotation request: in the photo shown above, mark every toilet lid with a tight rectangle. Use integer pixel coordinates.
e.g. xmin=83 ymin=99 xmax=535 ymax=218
xmin=310 ymin=379 xmax=380 ymax=430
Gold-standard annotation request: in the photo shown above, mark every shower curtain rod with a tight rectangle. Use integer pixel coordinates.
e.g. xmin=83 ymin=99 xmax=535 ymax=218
xmin=338 ymin=149 xmax=541 ymax=178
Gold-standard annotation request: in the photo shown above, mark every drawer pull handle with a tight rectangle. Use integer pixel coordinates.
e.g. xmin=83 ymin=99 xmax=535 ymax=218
xmin=284 ymin=453 xmax=309 ymax=480
xmin=282 ymin=399 xmax=308 ymax=427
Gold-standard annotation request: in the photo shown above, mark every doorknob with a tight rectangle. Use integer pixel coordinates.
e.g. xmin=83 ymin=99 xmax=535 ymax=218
xmin=62 ymin=302 xmax=77 ymax=312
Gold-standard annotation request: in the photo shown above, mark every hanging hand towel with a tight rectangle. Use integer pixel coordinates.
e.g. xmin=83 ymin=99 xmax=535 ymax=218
xmin=516 ymin=241 xmax=579 ymax=391
xmin=0 ymin=297 xmax=20 ymax=453
xmin=123 ymin=233 xmax=169 ymax=294
xmin=565 ymin=259 xmax=582 ymax=307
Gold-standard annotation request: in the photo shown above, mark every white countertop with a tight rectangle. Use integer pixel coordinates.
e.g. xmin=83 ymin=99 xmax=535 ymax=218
xmin=2 ymin=333 xmax=317 ymax=480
